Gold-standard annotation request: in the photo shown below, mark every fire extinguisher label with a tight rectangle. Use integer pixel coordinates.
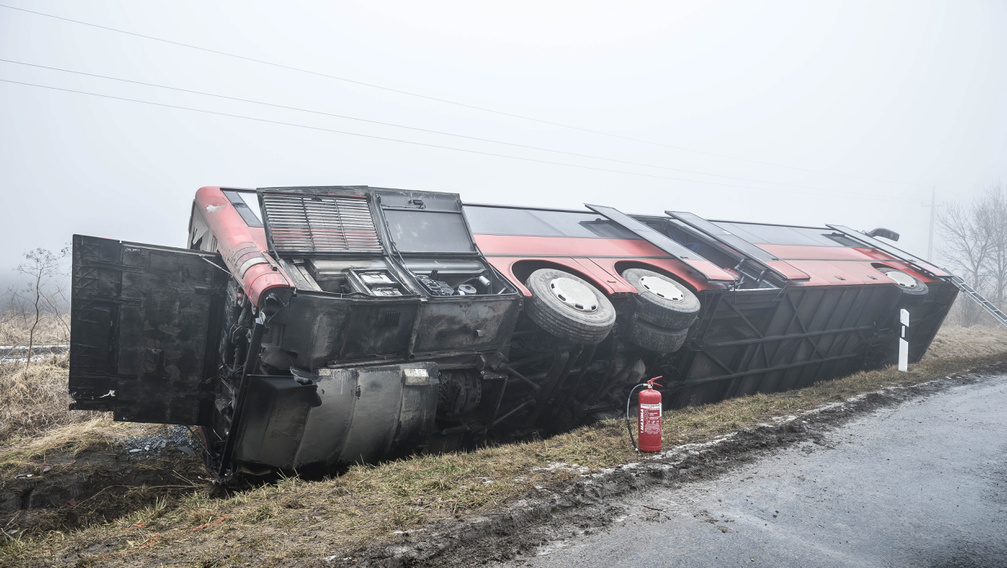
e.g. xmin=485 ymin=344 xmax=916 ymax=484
xmin=639 ymin=403 xmax=662 ymax=435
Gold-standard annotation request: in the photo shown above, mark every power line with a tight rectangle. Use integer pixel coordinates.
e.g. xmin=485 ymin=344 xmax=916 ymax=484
xmin=0 ymin=57 xmax=893 ymax=198
xmin=0 ymin=2 xmax=930 ymax=189
xmin=0 ymin=77 xmax=908 ymax=202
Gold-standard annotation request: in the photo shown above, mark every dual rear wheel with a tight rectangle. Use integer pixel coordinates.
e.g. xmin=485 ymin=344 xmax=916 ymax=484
xmin=620 ymin=268 xmax=699 ymax=352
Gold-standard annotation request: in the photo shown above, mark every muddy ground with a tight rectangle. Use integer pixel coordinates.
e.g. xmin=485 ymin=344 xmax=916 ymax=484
xmin=5 ymin=361 xmax=1003 ymax=567
xmin=1 ymin=425 xmax=207 ymax=538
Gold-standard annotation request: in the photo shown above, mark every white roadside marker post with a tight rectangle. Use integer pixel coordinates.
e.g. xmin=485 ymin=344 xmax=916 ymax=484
xmin=898 ymin=308 xmax=910 ymax=372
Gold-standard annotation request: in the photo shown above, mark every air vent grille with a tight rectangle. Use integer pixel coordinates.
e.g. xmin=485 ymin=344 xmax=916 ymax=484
xmin=261 ymin=192 xmax=383 ymax=255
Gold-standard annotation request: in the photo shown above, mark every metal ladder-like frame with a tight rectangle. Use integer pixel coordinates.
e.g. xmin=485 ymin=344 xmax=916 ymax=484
xmin=949 ymin=275 xmax=1007 ymax=328
xmin=824 ymin=224 xmax=1007 ymax=329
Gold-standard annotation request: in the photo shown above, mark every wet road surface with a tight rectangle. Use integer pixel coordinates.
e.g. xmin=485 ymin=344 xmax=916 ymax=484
xmin=502 ymin=374 xmax=1007 ymax=567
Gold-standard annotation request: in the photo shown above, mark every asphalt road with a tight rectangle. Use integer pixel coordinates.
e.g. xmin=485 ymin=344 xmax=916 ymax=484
xmin=503 ymin=374 xmax=1007 ymax=568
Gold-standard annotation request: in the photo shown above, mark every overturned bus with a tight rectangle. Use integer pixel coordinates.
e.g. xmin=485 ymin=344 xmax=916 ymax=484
xmin=69 ymin=186 xmax=957 ymax=478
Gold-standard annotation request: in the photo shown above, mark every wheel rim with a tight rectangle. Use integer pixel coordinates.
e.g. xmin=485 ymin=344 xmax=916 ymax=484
xmin=549 ymin=277 xmax=599 ymax=312
xmin=639 ymin=275 xmax=685 ymax=301
xmin=884 ymin=270 xmax=917 ymax=289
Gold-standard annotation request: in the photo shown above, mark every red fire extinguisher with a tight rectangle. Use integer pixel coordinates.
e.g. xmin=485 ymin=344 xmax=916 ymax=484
xmin=627 ymin=376 xmax=663 ymax=452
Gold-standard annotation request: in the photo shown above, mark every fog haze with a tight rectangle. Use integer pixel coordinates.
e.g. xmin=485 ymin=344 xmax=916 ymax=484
xmin=1 ymin=1 xmax=1005 ymax=278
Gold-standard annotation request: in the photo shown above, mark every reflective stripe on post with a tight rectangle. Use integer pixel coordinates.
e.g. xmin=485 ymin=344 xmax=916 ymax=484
xmin=898 ymin=308 xmax=909 ymax=372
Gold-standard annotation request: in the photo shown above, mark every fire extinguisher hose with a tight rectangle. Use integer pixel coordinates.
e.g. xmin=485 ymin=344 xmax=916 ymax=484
xmin=625 ymin=383 xmax=649 ymax=451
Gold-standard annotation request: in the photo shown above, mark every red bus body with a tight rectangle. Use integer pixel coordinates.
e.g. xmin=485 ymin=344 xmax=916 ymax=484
xmin=69 ymin=186 xmax=956 ymax=478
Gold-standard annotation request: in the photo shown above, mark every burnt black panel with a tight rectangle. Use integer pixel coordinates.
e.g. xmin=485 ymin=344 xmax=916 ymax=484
xmin=662 ymin=279 xmax=958 ymax=409
xmin=69 ymin=235 xmax=228 ymax=425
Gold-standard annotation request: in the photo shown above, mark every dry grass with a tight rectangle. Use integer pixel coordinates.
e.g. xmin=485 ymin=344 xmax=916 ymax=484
xmin=3 ymin=324 xmax=1007 ymax=566
xmin=921 ymin=323 xmax=1007 ymax=360
xmin=0 ymin=312 xmax=69 ymax=347
xmin=0 ymin=312 xmax=91 ymax=443
xmin=0 ymin=355 xmax=103 ymax=444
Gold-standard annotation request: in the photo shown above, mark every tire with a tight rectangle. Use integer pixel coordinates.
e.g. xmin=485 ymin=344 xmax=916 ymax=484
xmin=621 ymin=268 xmax=701 ymax=329
xmin=525 ymin=268 xmax=617 ymax=344
xmin=877 ymin=267 xmax=928 ymax=305
xmin=625 ymin=318 xmax=689 ymax=353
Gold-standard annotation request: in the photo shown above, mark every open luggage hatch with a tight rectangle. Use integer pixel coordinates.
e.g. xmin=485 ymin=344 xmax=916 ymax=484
xmin=69 ymin=235 xmax=228 ymax=424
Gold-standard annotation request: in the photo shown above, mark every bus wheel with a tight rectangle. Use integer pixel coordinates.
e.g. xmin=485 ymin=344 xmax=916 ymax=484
xmin=621 ymin=268 xmax=700 ymax=330
xmin=525 ymin=268 xmax=616 ymax=344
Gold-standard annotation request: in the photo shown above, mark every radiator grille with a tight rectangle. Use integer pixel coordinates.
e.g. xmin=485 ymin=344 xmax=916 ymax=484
xmin=261 ymin=192 xmax=383 ymax=255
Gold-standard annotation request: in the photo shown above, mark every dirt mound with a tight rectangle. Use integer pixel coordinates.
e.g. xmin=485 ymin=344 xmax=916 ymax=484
xmin=1 ymin=424 xmax=206 ymax=538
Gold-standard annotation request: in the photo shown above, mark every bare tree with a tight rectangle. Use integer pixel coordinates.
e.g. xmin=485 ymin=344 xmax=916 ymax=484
xmin=983 ymin=183 xmax=1007 ymax=309
xmin=9 ymin=246 xmax=70 ymax=374
xmin=938 ymin=189 xmax=998 ymax=326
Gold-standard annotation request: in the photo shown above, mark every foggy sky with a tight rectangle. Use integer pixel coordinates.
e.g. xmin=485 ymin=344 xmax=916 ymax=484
xmin=1 ymin=0 xmax=1005 ymax=286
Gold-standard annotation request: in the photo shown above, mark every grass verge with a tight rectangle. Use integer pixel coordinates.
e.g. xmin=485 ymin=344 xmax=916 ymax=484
xmin=0 ymin=355 xmax=103 ymax=443
xmin=2 ymin=325 xmax=1007 ymax=567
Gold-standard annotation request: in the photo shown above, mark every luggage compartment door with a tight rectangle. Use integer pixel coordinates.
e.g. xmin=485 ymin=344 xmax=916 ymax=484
xmin=69 ymin=234 xmax=228 ymax=425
